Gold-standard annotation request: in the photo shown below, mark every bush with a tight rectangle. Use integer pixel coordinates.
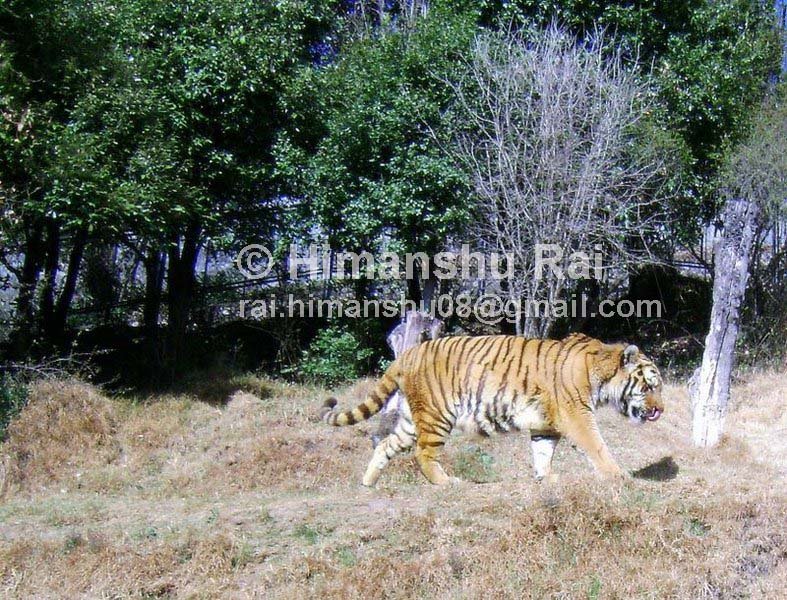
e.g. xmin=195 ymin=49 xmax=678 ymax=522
xmin=0 ymin=374 xmax=28 ymax=442
xmin=297 ymin=325 xmax=373 ymax=386
xmin=453 ymin=444 xmax=498 ymax=483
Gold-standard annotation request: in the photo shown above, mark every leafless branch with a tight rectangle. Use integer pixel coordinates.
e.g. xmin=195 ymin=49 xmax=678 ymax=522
xmin=447 ymin=25 xmax=679 ymax=335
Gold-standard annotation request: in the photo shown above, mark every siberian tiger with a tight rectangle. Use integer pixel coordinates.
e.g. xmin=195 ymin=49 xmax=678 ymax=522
xmin=320 ymin=333 xmax=664 ymax=486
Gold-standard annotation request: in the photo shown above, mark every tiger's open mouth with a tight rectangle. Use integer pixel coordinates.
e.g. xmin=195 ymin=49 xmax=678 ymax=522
xmin=643 ymin=407 xmax=662 ymax=422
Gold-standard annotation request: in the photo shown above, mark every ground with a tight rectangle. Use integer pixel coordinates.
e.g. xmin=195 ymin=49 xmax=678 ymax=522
xmin=0 ymin=371 xmax=785 ymax=599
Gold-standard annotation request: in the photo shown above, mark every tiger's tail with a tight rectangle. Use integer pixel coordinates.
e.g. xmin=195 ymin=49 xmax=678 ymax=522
xmin=321 ymin=370 xmax=400 ymax=426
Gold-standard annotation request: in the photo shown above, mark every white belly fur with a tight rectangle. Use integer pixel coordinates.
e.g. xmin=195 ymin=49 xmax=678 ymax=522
xmin=455 ymin=410 xmax=479 ymax=434
xmin=452 ymin=395 xmax=547 ymax=435
xmin=510 ymin=401 xmax=547 ymax=431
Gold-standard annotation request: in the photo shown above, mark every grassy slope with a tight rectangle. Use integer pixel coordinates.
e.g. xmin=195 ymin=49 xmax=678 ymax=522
xmin=0 ymin=373 xmax=785 ymax=599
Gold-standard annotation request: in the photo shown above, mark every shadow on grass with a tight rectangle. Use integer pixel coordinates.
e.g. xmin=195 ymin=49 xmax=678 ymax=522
xmin=632 ymin=456 xmax=679 ymax=481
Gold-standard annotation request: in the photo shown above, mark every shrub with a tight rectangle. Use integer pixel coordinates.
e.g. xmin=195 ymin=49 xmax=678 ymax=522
xmin=297 ymin=325 xmax=373 ymax=386
xmin=0 ymin=374 xmax=28 ymax=442
xmin=453 ymin=444 xmax=498 ymax=483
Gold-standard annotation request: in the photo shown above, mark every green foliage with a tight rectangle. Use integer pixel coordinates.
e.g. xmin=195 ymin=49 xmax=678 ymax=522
xmin=453 ymin=444 xmax=497 ymax=483
xmin=276 ymin=0 xmax=780 ymax=255
xmin=492 ymin=1 xmax=781 ymax=156
xmin=718 ymin=84 xmax=787 ymax=216
xmin=1 ymin=0 xmax=341 ymax=363
xmin=724 ymin=86 xmax=787 ymax=365
xmin=2 ymin=0 xmax=341 ymax=255
xmin=628 ymin=113 xmax=697 ymax=248
xmin=231 ymin=541 xmax=255 ymax=568
xmin=1 ymin=1 xmax=124 ymax=256
xmin=0 ymin=375 xmax=28 ymax=442
xmin=61 ymin=533 xmax=84 ymax=554
xmin=297 ymin=325 xmax=373 ymax=386
xmin=293 ymin=523 xmax=322 ymax=544
xmin=277 ymin=4 xmax=477 ymax=253
xmin=55 ymin=0 xmax=340 ymax=245
xmin=335 ymin=546 xmax=357 ymax=567
xmin=655 ymin=0 xmax=781 ymax=205
xmin=0 ymin=0 xmax=783 ymax=373
xmin=685 ymin=517 xmax=711 ymax=537
xmin=587 ymin=575 xmax=602 ymax=600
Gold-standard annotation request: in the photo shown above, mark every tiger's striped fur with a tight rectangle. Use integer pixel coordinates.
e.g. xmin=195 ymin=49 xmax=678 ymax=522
xmin=320 ymin=333 xmax=664 ymax=486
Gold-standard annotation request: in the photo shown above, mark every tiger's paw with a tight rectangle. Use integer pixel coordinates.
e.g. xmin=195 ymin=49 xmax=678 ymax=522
xmin=362 ymin=467 xmax=382 ymax=487
xmin=602 ymin=468 xmax=630 ymax=487
xmin=537 ymin=473 xmax=559 ymax=485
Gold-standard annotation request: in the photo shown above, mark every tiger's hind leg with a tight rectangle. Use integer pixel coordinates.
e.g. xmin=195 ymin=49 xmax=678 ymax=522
xmin=362 ymin=416 xmax=416 ymax=486
xmin=415 ymin=440 xmax=451 ymax=485
xmin=413 ymin=407 xmax=454 ymax=485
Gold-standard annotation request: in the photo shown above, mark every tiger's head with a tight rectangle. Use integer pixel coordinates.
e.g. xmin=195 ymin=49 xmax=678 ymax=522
xmin=601 ymin=344 xmax=664 ymax=423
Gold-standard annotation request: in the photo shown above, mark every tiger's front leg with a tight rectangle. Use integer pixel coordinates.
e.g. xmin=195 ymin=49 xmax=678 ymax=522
xmin=559 ymin=413 xmax=624 ymax=478
xmin=530 ymin=432 xmax=560 ymax=481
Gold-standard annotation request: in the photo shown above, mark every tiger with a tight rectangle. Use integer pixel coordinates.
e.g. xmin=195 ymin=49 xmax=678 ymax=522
xmin=320 ymin=333 xmax=664 ymax=486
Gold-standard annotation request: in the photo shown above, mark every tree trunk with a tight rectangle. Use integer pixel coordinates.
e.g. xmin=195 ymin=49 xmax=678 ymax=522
xmin=38 ymin=220 xmax=61 ymax=340
xmin=141 ymin=249 xmax=167 ymax=374
xmin=523 ymin=311 xmax=551 ymax=338
xmin=691 ymin=197 xmax=760 ymax=447
xmin=84 ymin=243 xmax=120 ymax=323
xmin=8 ymin=219 xmax=45 ymax=358
xmin=422 ymin=273 xmax=438 ymax=312
xmin=143 ymin=250 xmax=166 ymax=338
xmin=406 ymin=276 xmax=422 ymax=306
xmin=165 ymin=223 xmax=201 ymax=377
xmin=48 ymin=226 xmax=88 ymax=341
xmin=508 ymin=286 xmax=524 ymax=336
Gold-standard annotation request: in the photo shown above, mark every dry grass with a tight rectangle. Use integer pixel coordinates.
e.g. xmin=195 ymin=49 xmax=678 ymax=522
xmin=1 ymin=380 xmax=118 ymax=496
xmin=0 ymin=372 xmax=786 ymax=599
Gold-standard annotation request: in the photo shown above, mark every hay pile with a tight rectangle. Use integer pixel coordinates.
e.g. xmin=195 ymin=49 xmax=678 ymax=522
xmin=1 ymin=380 xmax=118 ymax=495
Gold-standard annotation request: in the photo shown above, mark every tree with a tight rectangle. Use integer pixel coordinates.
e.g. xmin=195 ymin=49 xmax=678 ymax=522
xmin=487 ymin=0 xmax=782 ymax=245
xmin=448 ymin=26 xmax=685 ymax=336
xmin=2 ymin=0 xmax=340 ymax=370
xmin=109 ymin=0 xmax=339 ymax=374
xmin=276 ymin=1 xmax=476 ymax=303
xmin=0 ymin=0 xmax=123 ymax=353
xmin=691 ymin=89 xmax=787 ymax=447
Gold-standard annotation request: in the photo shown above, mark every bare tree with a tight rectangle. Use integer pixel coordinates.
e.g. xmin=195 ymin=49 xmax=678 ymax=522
xmin=348 ymin=1 xmax=430 ymax=35
xmin=448 ymin=26 xmax=680 ymax=336
xmin=692 ymin=90 xmax=787 ymax=447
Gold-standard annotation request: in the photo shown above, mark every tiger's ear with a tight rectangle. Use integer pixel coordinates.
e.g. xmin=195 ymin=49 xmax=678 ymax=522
xmin=622 ymin=344 xmax=639 ymax=366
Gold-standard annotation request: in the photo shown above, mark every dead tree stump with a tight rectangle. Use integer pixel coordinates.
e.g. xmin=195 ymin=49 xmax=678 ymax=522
xmin=691 ymin=197 xmax=761 ymax=447
xmin=370 ymin=312 xmax=443 ymax=447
